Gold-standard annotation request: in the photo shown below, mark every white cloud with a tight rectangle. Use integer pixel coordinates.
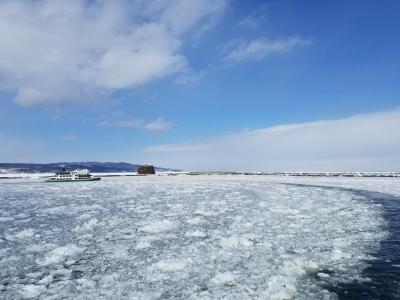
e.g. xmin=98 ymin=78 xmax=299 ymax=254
xmin=144 ymin=109 xmax=400 ymax=171
xmin=223 ymin=37 xmax=311 ymax=64
xmin=154 ymin=0 xmax=228 ymax=36
xmin=61 ymin=134 xmax=79 ymax=141
xmin=0 ymin=0 xmax=228 ymax=106
xmin=97 ymin=115 xmax=172 ymax=132
xmin=144 ymin=118 xmax=173 ymax=132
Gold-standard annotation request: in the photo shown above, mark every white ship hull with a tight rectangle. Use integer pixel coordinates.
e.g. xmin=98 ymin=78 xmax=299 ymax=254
xmin=46 ymin=168 xmax=101 ymax=182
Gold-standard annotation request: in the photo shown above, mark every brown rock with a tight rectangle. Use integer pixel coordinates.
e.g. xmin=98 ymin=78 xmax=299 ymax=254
xmin=137 ymin=165 xmax=156 ymax=175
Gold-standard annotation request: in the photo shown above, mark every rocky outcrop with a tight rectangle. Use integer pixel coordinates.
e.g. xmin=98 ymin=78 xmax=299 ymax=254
xmin=137 ymin=165 xmax=156 ymax=175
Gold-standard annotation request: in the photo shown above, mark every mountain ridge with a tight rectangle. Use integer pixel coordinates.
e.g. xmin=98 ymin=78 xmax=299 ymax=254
xmin=0 ymin=162 xmax=179 ymax=173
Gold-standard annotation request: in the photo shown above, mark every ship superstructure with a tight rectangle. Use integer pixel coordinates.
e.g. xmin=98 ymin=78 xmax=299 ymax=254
xmin=46 ymin=168 xmax=100 ymax=182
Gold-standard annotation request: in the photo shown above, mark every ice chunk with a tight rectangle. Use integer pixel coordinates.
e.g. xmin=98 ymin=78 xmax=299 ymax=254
xmin=244 ymin=286 xmax=257 ymax=296
xmin=154 ymin=259 xmax=189 ymax=272
xmin=15 ymin=213 xmax=29 ymax=219
xmin=76 ymin=278 xmax=96 ymax=290
xmin=185 ymin=230 xmax=206 ymax=238
xmin=318 ymin=272 xmax=330 ymax=278
xmin=78 ymin=213 xmax=93 ymax=220
xmin=219 ymin=236 xmax=253 ymax=248
xmin=42 ymin=206 xmax=70 ymax=214
xmin=26 ymin=243 xmax=57 ymax=253
xmin=139 ymin=220 xmax=178 ymax=233
xmin=128 ymin=291 xmax=162 ymax=300
xmin=281 ymin=261 xmax=306 ymax=277
xmin=99 ymin=274 xmax=120 ymax=288
xmin=73 ymin=218 xmax=99 ymax=231
xmin=211 ymin=272 xmax=235 ymax=286
xmin=293 ymin=258 xmax=320 ymax=274
xmin=186 ymin=217 xmax=204 ymax=225
xmin=244 ymin=222 xmax=253 ymax=228
xmin=135 ymin=235 xmax=161 ymax=249
xmin=262 ymin=275 xmax=297 ymax=300
xmin=19 ymin=285 xmax=46 ymax=299
xmin=6 ymin=228 xmax=35 ymax=241
xmin=330 ymin=248 xmax=349 ymax=261
xmin=135 ymin=240 xmax=151 ymax=249
xmin=37 ymin=244 xmax=85 ymax=266
xmin=38 ymin=274 xmax=53 ymax=285
xmin=110 ymin=247 xmax=129 ymax=259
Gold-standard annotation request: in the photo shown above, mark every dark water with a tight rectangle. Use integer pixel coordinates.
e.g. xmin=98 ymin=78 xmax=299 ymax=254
xmin=329 ymin=190 xmax=400 ymax=299
xmin=286 ymin=184 xmax=400 ymax=300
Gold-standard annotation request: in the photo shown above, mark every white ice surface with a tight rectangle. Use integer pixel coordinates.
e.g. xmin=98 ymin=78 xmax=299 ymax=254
xmin=0 ymin=175 xmax=393 ymax=299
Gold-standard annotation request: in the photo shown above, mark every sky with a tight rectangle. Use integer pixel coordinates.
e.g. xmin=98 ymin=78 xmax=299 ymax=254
xmin=0 ymin=0 xmax=399 ymax=171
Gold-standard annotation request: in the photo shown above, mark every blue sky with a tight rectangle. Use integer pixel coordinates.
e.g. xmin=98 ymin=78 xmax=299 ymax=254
xmin=0 ymin=0 xmax=399 ymax=171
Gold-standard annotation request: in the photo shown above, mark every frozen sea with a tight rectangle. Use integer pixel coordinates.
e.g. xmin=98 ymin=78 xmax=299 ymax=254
xmin=0 ymin=175 xmax=399 ymax=299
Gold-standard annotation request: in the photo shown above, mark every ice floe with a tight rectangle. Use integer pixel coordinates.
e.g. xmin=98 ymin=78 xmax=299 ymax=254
xmin=5 ymin=228 xmax=35 ymax=241
xmin=139 ymin=219 xmax=178 ymax=233
xmin=19 ymin=284 xmax=46 ymax=299
xmin=37 ymin=244 xmax=85 ymax=266
xmin=154 ymin=259 xmax=189 ymax=272
xmin=0 ymin=175 xmax=391 ymax=299
xmin=211 ymin=271 xmax=235 ymax=286
xmin=185 ymin=230 xmax=207 ymax=238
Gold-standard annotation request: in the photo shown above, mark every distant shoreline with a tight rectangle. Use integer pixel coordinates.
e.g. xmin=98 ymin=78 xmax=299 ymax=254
xmin=1 ymin=171 xmax=399 ymax=180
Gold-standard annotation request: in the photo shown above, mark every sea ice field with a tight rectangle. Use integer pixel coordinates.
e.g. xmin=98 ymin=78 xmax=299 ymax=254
xmin=0 ymin=175 xmax=399 ymax=299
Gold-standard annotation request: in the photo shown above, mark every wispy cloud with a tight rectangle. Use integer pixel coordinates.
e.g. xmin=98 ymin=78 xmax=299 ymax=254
xmin=144 ymin=118 xmax=173 ymax=132
xmin=174 ymin=69 xmax=205 ymax=87
xmin=146 ymin=142 xmax=209 ymax=152
xmin=98 ymin=116 xmax=173 ymax=132
xmin=0 ymin=0 xmax=228 ymax=106
xmin=97 ymin=118 xmax=144 ymax=129
xmin=144 ymin=109 xmax=400 ymax=171
xmin=61 ymin=134 xmax=79 ymax=141
xmin=237 ymin=4 xmax=269 ymax=29
xmin=222 ymin=37 xmax=311 ymax=64
xmin=237 ymin=15 xmax=261 ymax=29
